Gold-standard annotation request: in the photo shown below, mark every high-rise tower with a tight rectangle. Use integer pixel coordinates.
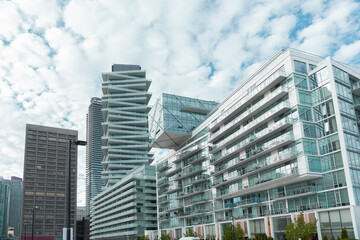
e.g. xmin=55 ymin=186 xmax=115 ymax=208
xmin=90 ymin=65 xmax=157 ymax=240
xmin=86 ymin=97 xmax=104 ymax=216
xmin=101 ymin=64 xmax=153 ymax=187
xmin=9 ymin=176 xmax=22 ymax=237
xmin=21 ymin=124 xmax=78 ymax=240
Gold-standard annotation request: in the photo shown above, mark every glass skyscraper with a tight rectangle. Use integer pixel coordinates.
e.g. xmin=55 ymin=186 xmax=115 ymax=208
xmin=149 ymin=49 xmax=360 ymax=240
xmin=9 ymin=176 xmax=22 ymax=237
xmin=86 ymin=97 xmax=104 ymax=216
xmin=0 ymin=177 xmax=10 ymax=239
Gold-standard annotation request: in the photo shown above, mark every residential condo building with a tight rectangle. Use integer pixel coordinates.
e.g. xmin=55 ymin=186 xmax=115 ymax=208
xmin=101 ymin=64 xmax=153 ymax=187
xmin=90 ymin=65 xmax=156 ymax=239
xmin=86 ymin=97 xmax=104 ymax=216
xmin=150 ymin=49 xmax=360 ymax=240
xmin=21 ymin=124 xmax=78 ymax=240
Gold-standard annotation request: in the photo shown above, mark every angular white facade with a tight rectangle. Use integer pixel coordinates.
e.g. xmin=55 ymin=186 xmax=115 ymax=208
xmin=101 ymin=65 xmax=153 ymax=187
xmin=151 ymin=49 xmax=360 ymax=240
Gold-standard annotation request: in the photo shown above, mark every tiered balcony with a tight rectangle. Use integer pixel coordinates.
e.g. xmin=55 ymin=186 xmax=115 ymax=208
xmin=157 ymin=178 xmax=169 ymax=187
xmin=184 ymin=208 xmax=213 ymax=217
xmin=174 ymin=145 xmax=201 ymax=163
xmin=178 ymin=186 xmax=211 ymax=198
xmin=157 ymin=160 xmax=169 ymax=171
xmin=210 ymin=87 xmax=289 ymax=143
xmin=212 ymin=150 xmax=301 ymax=188
xmin=209 ymin=68 xmax=286 ymax=131
xmin=215 ymin=197 xmax=267 ymax=212
xmin=214 ymin=166 xmax=299 ymax=199
xmin=175 ymin=165 xmax=204 ymax=180
xmin=164 ymin=164 xmax=182 ymax=177
xmin=211 ymin=117 xmax=294 ymax=154
xmin=211 ymin=131 xmax=295 ymax=166
xmin=164 ymin=184 xmax=183 ymax=194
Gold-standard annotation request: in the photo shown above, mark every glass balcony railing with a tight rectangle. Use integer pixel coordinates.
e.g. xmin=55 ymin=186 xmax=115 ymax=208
xmin=177 ymin=165 xmax=204 ymax=179
xmin=175 ymin=145 xmax=201 ymax=162
xmin=184 ymin=208 xmax=213 ymax=216
xmin=157 ymin=161 xmax=169 ymax=171
xmin=212 ymin=131 xmax=294 ymax=166
xmin=210 ymin=100 xmax=290 ymax=144
xmin=212 ymin=117 xmax=294 ymax=153
xmin=209 ymin=67 xmax=286 ymax=130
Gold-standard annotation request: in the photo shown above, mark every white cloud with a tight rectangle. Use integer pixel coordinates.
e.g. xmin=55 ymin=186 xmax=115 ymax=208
xmin=0 ymin=0 xmax=360 ymax=207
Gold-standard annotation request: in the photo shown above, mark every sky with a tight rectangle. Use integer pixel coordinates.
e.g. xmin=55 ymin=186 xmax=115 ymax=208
xmin=0 ymin=0 xmax=360 ymax=206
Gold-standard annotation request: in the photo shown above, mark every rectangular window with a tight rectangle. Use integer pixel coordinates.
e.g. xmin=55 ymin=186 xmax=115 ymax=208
xmin=319 ymin=134 xmax=340 ymax=155
xmin=303 ymin=122 xmax=317 ymax=138
xmin=298 ymin=90 xmax=312 ymax=106
xmin=303 ymin=139 xmax=318 ymax=155
xmin=299 ymin=106 xmax=312 ymax=121
xmin=294 ymin=60 xmax=307 ymax=74
xmin=294 ymin=74 xmax=308 ymax=89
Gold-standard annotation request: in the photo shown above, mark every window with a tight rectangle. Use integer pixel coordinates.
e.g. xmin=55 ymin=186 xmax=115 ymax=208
xmin=299 ymin=106 xmax=312 ymax=121
xmin=298 ymin=90 xmax=312 ymax=106
xmin=294 ymin=60 xmax=307 ymax=74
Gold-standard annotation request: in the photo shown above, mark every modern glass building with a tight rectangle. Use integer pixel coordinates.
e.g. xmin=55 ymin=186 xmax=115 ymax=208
xmin=90 ymin=165 xmax=157 ymax=239
xmin=101 ymin=64 xmax=153 ymax=187
xmin=90 ymin=65 xmax=157 ymax=239
xmin=149 ymin=93 xmax=218 ymax=149
xmin=9 ymin=176 xmax=22 ymax=237
xmin=150 ymin=49 xmax=360 ymax=240
xmin=86 ymin=97 xmax=104 ymax=216
xmin=0 ymin=177 xmax=10 ymax=239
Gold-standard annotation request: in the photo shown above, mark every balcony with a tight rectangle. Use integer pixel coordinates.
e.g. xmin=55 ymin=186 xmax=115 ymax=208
xmin=157 ymin=161 xmax=169 ymax=171
xmin=164 ymin=184 xmax=183 ymax=194
xmin=174 ymin=145 xmax=201 ymax=163
xmin=189 ymin=196 xmax=212 ymax=206
xmin=211 ymin=117 xmax=294 ymax=154
xmin=211 ymin=130 xmax=294 ymax=166
xmin=157 ymin=178 xmax=169 ymax=187
xmin=215 ymin=197 xmax=268 ymax=211
xmin=175 ymin=165 xmax=204 ymax=180
xmin=212 ymin=150 xmax=302 ymax=188
xmin=184 ymin=208 xmax=213 ymax=217
xmin=164 ymin=164 xmax=182 ymax=177
xmin=178 ymin=186 xmax=211 ymax=198
xmin=209 ymin=68 xmax=286 ymax=131
xmin=210 ymin=99 xmax=290 ymax=144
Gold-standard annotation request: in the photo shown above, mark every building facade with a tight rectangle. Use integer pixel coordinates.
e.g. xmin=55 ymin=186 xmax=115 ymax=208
xmin=21 ymin=124 xmax=78 ymax=240
xmin=151 ymin=49 xmax=360 ymax=240
xmin=101 ymin=64 xmax=153 ymax=187
xmin=90 ymin=165 xmax=157 ymax=239
xmin=9 ymin=176 xmax=22 ymax=237
xmin=0 ymin=177 xmax=10 ymax=240
xmin=149 ymin=93 xmax=218 ymax=149
xmin=86 ymin=97 xmax=104 ymax=216
xmin=90 ymin=65 xmax=157 ymax=239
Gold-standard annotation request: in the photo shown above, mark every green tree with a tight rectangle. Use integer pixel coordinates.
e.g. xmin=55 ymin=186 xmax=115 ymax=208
xmin=160 ymin=233 xmax=171 ymax=240
xmin=284 ymin=212 xmax=317 ymax=240
xmin=341 ymin=227 xmax=349 ymax=239
xmin=140 ymin=236 xmax=149 ymax=240
xmin=222 ymin=223 xmax=244 ymax=240
xmin=323 ymin=235 xmax=328 ymax=240
xmin=184 ymin=228 xmax=198 ymax=237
